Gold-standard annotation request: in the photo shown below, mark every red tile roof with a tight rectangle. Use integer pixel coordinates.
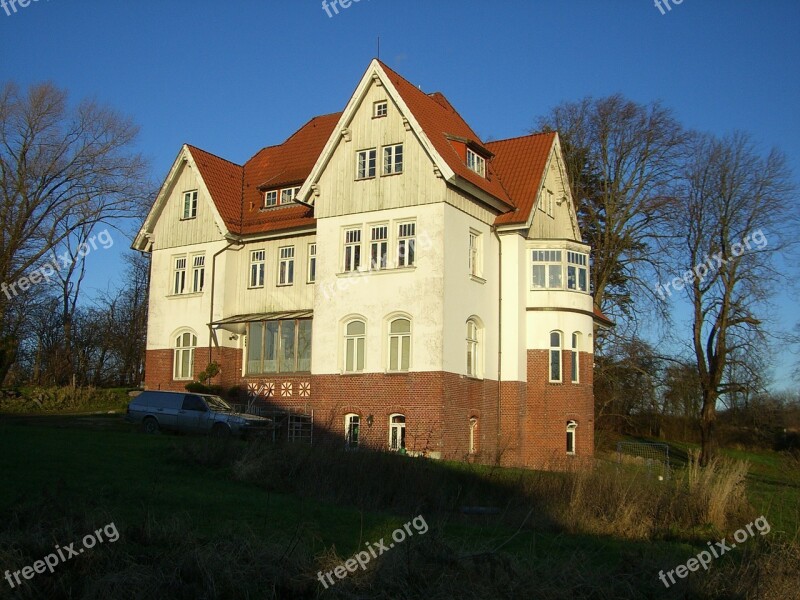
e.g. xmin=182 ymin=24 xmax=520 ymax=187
xmin=185 ymin=145 xmax=243 ymax=231
xmin=486 ymin=132 xmax=556 ymax=226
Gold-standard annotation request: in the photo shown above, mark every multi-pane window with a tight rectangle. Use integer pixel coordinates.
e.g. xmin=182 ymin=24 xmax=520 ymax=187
xmin=389 ymin=414 xmax=406 ymax=450
xmin=571 ymin=332 xmax=580 ymax=383
xmin=566 ymin=420 xmax=577 ymax=455
xmin=466 ymin=149 xmax=485 ymax=177
xmin=531 ymin=250 xmax=563 ymax=289
xmin=345 ymin=414 xmax=360 ymax=449
xmin=246 ymin=319 xmax=312 ymax=374
xmin=173 ymin=257 xmax=187 ymax=295
xmin=173 ymin=331 xmax=196 ymax=380
xmin=466 ymin=319 xmax=479 ymax=377
xmin=249 ymin=250 xmax=265 ymax=288
xmin=280 ymin=187 xmax=300 ymax=204
xmin=344 ymin=320 xmax=366 ymax=372
xmin=397 ymin=222 xmax=416 ymax=267
xmin=191 ymin=255 xmax=205 ymax=293
xmin=183 ymin=191 xmax=197 ymax=219
xmin=307 ymin=243 xmax=316 ymax=283
xmin=370 ymin=225 xmax=388 ymax=270
xmin=374 ymin=101 xmax=388 ymax=118
xmin=469 ymin=417 xmax=478 ymax=454
xmin=278 ymin=246 xmax=295 ymax=286
xmin=264 ymin=190 xmax=278 ymax=207
xmin=468 ymin=230 xmax=481 ymax=277
xmin=357 ymin=148 xmax=377 ymax=179
xmin=567 ymin=251 xmax=589 ymax=292
xmin=388 ymin=318 xmax=411 ymax=372
xmin=383 ymin=144 xmax=403 ymax=175
xmin=549 ymin=331 xmax=562 ymax=383
xmin=344 ymin=228 xmax=361 ymax=272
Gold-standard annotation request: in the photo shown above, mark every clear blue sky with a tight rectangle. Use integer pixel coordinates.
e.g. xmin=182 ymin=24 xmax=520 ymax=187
xmin=2 ymin=0 xmax=798 ymax=388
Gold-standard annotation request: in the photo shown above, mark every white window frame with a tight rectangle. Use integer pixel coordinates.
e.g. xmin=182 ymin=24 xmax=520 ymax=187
xmin=571 ymin=332 xmax=580 ymax=383
xmin=356 ymin=148 xmax=377 ymax=179
xmin=389 ymin=413 xmax=406 ymax=451
xmin=567 ymin=251 xmax=589 ymax=292
xmin=182 ymin=190 xmax=197 ymax=219
xmin=173 ymin=330 xmax=197 ymax=380
xmin=466 ymin=148 xmax=486 ymax=177
xmin=278 ymin=246 xmax=295 ymax=286
xmin=172 ymin=256 xmax=187 ymax=295
xmin=191 ymin=254 xmax=205 ymax=293
xmin=344 ymin=319 xmax=366 ymax=373
xmin=397 ymin=222 xmax=416 ymax=267
xmin=264 ymin=190 xmax=278 ymax=208
xmin=382 ymin=143 xmax=403 ymax=175
xmin=466 ymin=319 xmax=480 ymax=378
xmin=388 ymin=317 xmax=411 ymax=372
xmin=469 ymin=417 xmax=478 ymax=455
xmin=343 ymin=228 xmax=362 ymax=272
xmin=307 ymin=243 xmax=316 ymax=283
xmin=280 ymin=186 xmax=300 ymax=204
xmin=249 ymin=249 xmax=266 ymax=288
xmin=531 ymin=250 xmax=563 ymax=289
xmin=374 ymin=101 xmax=388 ymax=118
xmin=468 ymin=230 xmax=482 ymax=277
xmin=345 ymin=413 xmax=360 ymax=449
xmin=549 ymin=331 xmax=563 ymax=383
xmin=370 ymin=224 xmax=389 ymax=270
xmin=566 ymin=420 xmax=577 ymax=455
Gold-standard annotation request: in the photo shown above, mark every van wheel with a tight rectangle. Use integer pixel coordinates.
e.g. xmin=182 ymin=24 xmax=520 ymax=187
xmin=212 ymin=423 xmax=230 ymax=439
xmin=142 ymin=417 xmax=159 ymax=434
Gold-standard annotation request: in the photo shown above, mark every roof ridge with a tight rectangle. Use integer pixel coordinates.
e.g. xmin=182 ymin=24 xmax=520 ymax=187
xmin=486 ymin=131 xmax=557 ymax=146
xmin=185 ymin=144 xmax=242 ymax=168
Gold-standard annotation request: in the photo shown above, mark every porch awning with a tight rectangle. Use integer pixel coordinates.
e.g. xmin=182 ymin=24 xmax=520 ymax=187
xmin=209 ymin=310 xmax=313 ymax=334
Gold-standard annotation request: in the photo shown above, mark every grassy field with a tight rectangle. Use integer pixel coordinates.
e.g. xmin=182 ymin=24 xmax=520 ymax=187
xmin=0 ymin=415 xmax=797 ymax=599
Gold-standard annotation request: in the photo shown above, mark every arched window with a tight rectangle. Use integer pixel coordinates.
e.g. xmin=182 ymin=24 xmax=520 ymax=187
xmin=345 ymin=413 xmax=360 ymax=449
xmin=174 ymin=330 xmax=197 ymax=380
xmin=344 ymin=319 xmax=366 ymax=372
xmin=389 ymin=413 xmax=406 ymax=450
xmin=466 ymin=319 xmax=480 ymax=377
xmin=388 ymin=318 xmax=411 ymax=372
xmin=549 ymin=331 xmax=562 ymax=383
xmin=566 ymin=420 xmax=577 ymax=455
xmin=571 ymin=332 xmax=580 ymax=383
xmin=469 ymin=417 xmax=478 ymax=454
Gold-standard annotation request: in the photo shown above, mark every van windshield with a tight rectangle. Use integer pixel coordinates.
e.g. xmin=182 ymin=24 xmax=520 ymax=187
xmin=205 ymin=396 xmax=232 ymax=411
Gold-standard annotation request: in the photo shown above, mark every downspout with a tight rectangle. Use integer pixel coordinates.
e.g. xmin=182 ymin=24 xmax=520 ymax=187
xmin=492 ymin=225 xmax=502 ymax=457
xmin=208 ymin=240 xmax=239 ymax=365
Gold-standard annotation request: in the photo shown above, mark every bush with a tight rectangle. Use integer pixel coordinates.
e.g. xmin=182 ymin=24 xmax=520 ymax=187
xmin=0 ymin=387 xmax=129 ymax=413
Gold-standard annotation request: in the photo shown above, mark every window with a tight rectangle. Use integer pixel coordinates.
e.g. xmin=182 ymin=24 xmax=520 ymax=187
xmin=531 ymin=250 xmax=563 ymax=289
xmin=357 ymin=148 xmax=377 ymax=179
xmin=344 ymin=320 xmax=366 ymax=372
xmin=343 ymin=228 xmax=362 ymax=272
xmin=173 ymin=256 xmax=187 ymax=295
xmin=383 ymin=144 xmax=403 ymax=175
xmin=173 ymin=331 xmax=196 ymax=380
xmin=468 ymin=230 xmax=481 ymax=277
xmin=280 ymin=187 xmax=300 ymax=204
xmin=249 ymin=250 xmax=265 ymax=288
xmin=307 ymin=243 xmax=316 ymax=283
xmin=370 ymin=225 xmax=388 ymax=270
xmin=571 ymin=332 xmax=580 ymax=383
xmin=246 ymin=319 xmax=312 ymax=374
xmin=466 ymin=149 xmax=486 ymax=177
xmin=567 ymin=251 xmax=588 ymax=292
xmin=389 ymin=414 xmax=406 ymax=450
xmin=541 ymin=188 xmax=554 ymax=217
xmin=182 ymin=395 xmax=207 ymax=412
xmin=549 ymin=331 xmax=562 ymax=383
xmin=466 ymin=319 xmax=480 ymax=377
xmin=469 ymin=417 xmax=478 ymax=455
xmin=397 ymin=222 xmax=416 ymax=267
xmin=374 ymin=101 xmax=388 ymax=118
xmin=191 ymin=255 xmax=205 ymax=293
xmin=182 ymin=191 xmax=197 ymax=219
xmin=388 ymin=318 xmax=411 ymax=372
xmin=278 ymin=246 xmax=295 ymax=286
xmin=345 ymin=414 xmax=360 ymax=449
xmin=566 ymin=420 xmax=577 ymax=455
xmin=264 ymin=190 xmax=278 ymax=207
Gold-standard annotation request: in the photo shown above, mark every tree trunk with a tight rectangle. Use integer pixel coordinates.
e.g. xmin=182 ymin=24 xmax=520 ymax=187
xmin=699 ymin=391 xmax=718 ymax=466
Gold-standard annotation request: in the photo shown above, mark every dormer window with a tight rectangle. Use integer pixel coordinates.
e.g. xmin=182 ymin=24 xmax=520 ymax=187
xmin=264 ymin=190 xmax=278 ymax=208
xmin=374 ymin=101 xmax=388 ymax=118
xmin=466 ymin=149 xmax=486 ymax=177
xmin=280 ymin=187 xmax=300 ymax=204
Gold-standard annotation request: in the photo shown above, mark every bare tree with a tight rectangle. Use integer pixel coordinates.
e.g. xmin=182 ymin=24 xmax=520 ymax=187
xmin=0 ymin=81 xmax=148 ymax=383
xmin=672 ymin=131 xmax=796 ymax=465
